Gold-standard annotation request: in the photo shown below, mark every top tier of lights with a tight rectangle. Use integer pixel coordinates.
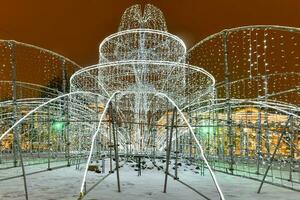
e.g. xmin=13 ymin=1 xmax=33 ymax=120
xmin=98 ymin=4 xmax=186 ymax=63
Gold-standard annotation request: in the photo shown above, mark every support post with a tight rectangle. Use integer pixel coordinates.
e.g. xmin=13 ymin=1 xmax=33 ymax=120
xmin=109 ymin=102 xmax=121 ymax=192
xmin=257 ymin=115 xmax=292 ymax=193
xmin=163 ymin=107 xmax=176 ymax=193
xmin=174 ymin=111 xmax=179 ymax=179
xmin=11 ymin=41 xmax=18 ymax=168
xmin=17 ymin=136 xmax=29 ymax=200
xmin=152 ymin=128 xmax=157 ymax=164
xmin=223 ymin=31 xmax=234 ymax=173
xmin=61 ymin=59 xmax=70 ymax=166
xmin=138 ymin=156 xmax=141 ymax=176
xmin=102 ymin=155 xmax=105 ymax=174
xmin=109 ymin=119 xmax=113 ymax=173
xmin=10 ymin=41 xmax=29 ymax=200
xmin=289 ymin=117 xmax=295 ymax=181
xmin=256 ymin=109 xmax=262 ymax=174
xmin=47 ymin=105 xmax=51 ymax=170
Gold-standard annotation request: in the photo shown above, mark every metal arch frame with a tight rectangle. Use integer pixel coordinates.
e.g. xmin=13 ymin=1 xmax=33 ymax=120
xmin=0 ymin=91 xmax=108 ymax=141
xmin=0 ymin=40 xmax=81 ymax=69
xmin=187 ymin=25 xmax=300 ymax=54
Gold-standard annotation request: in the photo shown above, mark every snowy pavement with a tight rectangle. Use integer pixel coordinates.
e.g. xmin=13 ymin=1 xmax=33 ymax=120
xmin=0 ymin=159 xmax=299 ymax=200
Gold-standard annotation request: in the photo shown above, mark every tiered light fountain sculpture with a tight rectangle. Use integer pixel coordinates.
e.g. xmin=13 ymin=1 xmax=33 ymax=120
xmin=69 ymin=4 xmax=222 ymax=199
xmin=0 ymin=3 xmax=299 ymax=200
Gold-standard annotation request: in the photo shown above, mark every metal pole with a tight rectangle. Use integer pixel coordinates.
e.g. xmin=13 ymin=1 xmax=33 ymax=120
xmin=175 ymin=111 xmax=179 ymax=179
xmin=223 ymin=31 xmax=234 ymax=173
xmin=11 ymin=41 xmax=18 ymax=168
xmin=289 ymin=117 xmax=294 ymax=181
xmin=47 ymin=105 xmax=51 ymax=170
xmin=61 ymin=59 xmax=70 ymax=166
xmin=10 ymin=41 xmax=29 ymax=200
xmin=17 ymin=136 xmax=29 ymax=200
xmin=95 ymin=96 xmax=101 ymax=162
xmin=109 ymin=102 xmax=121 ymax=192
xmin=163 ymin=107 xmax=176 ymax=193
xmin=153 ymin=128 xmax=157 ymax=164
xmin=165 ymin=101 xmax=169 ymax=155
xmin=109 ymin=118 xmax=113 ymax=173
xmin=102 ymin=155 xmax=105 ymax=174
xmin=138 ymin=156 xmax=141 ymax=176
xmin=257 ymin=115 xmax=292 ymax=193
xmin=256 ymin=109 xmax=262 ymax=174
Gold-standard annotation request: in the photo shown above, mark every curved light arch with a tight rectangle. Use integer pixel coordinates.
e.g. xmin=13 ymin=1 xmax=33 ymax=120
xmin=78 ymin=91 xmax=225 ymax=200
xmin=70 ymin=60 xmax=215 ymax=86
xmin=188 ymin=25 xmax=300 ymax=54
xmin=0 ymin=91 xmax=108 ymax=141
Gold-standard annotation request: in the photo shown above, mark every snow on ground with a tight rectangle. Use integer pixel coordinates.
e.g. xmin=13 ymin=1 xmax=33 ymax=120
xmin=0 ymin=159 xmax=299 ymax=200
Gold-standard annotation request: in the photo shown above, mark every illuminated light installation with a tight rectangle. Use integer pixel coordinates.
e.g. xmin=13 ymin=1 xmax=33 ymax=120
xmin=0 ymin=4 xmax=224 ymax=200
xmin=69 ymin=4 xmax=223 ymax=198
xmin=187 ymin=25 xmax=300 ymax=191
xmin=0 ymin=40 xmax=80 ymax=162
xmin=0 ymin=3 xmax=299 ymax=200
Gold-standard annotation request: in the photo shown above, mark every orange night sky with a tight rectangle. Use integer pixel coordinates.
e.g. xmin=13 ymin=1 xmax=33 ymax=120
xmin=0 ymin=0 xmax=299 ymax=67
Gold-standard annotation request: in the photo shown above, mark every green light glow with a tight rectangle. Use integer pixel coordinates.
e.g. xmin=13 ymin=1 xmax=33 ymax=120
xmin=196 ymin=121 xmax=215 ymax=138
xmin=51 ymin=121 xmax=65 ymax=131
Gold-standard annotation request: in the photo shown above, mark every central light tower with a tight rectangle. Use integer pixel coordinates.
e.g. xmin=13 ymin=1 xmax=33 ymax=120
xmin=98 ymin=4 xmax=187 ymax=151
xmin=70 ymin=4 xmax=215 ymax=153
